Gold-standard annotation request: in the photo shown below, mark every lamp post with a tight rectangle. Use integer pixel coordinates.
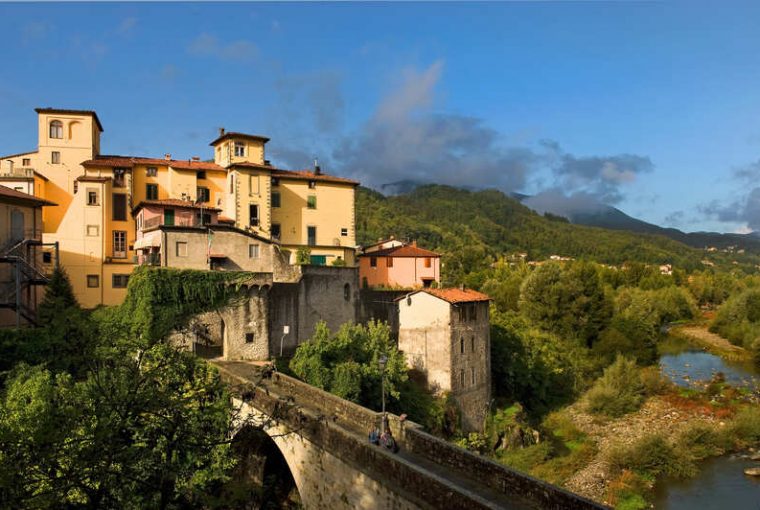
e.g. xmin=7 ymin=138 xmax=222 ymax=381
xmin=378 ymin=355 xmax=387 ymax=433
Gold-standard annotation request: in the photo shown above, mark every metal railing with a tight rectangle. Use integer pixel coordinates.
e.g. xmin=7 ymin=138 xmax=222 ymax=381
xmin=0 ymin=167 xmax=34 ymax=178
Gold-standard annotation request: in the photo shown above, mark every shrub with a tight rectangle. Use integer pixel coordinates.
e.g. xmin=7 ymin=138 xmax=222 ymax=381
xmin=585 ymin=356 xmax=645 ymax=417
xmin=607 ymin=433 xmax=696 ymax=479
xmin=676 ymin=422 xmax=727 ymax=460
xmin=727 ymin=406 xmax=760 ymax=445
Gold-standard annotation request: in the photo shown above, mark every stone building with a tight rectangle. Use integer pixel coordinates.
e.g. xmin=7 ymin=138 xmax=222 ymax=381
xmin=396 ymin=288 xmax=491 ymax=432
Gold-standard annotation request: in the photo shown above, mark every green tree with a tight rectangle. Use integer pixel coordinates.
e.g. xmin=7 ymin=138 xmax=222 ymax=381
xmin=0 ymin=344 xmax=235 ymax=510
xmin=289 ymin=320 xmax=407 ymax=409
xmin=585 ymin=355 xmax=645 ymax=417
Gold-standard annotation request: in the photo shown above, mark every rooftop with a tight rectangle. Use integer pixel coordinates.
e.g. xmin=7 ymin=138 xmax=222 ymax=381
xmin=82 ymin=155 xmax=223 ymax=172
xmin=35 ymin=108 xmax=104 ymax=132
xmin=362 ymin=244 xmax=440 ymax=258
xmin=209 ymin=131 xmax=271 ymax=146
xmin=400 ymin=288 xmax=491 ymax=304
xmin=0 ymin=184 xmax=57 ymax=207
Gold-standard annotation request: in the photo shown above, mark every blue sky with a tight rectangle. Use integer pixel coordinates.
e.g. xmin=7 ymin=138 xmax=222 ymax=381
xmin=3 ymin=2 xmax=760 ymax=233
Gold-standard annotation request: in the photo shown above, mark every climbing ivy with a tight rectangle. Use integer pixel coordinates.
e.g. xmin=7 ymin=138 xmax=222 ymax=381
xmin=94 ymin=266 xmax=255 ymax=348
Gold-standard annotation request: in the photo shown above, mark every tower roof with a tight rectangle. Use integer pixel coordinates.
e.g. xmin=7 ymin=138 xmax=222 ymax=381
xmin=35 ymin=108 xmax=104 ymax=132
xmin=209 ymin=131 xmax=270 ymax=146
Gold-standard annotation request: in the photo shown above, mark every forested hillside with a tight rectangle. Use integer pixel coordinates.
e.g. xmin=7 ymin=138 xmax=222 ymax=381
xmin=356 ymin=185 xmax=758 ymax=283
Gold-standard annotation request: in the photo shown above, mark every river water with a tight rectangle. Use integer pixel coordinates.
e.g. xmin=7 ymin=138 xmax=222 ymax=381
xmin=652 ymin=335 xmax=760 ymax=509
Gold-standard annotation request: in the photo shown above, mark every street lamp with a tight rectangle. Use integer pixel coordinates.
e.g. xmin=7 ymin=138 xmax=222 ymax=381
xmin=378 ymin=355 xmax=388 ymax=433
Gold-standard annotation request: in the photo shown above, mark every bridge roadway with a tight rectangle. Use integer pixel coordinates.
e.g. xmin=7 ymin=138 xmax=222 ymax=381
xmin=214 ymin=361 xmax=607 ymax=510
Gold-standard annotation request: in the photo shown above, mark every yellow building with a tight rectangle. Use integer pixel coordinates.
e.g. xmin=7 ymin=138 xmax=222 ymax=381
xmin=0 ymin=109 xmax=359 ymax=308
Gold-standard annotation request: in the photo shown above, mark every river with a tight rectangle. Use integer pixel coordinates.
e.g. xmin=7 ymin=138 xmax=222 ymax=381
xmin=652 ymin=335 xmax=760 ymax=509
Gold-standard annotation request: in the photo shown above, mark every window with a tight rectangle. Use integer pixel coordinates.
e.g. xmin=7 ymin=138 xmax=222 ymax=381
xmin=469 ymin=304 xmax=477 ymax=321
xmin=87 ymin=189 xmax=99 ymax=206
xmin=229 ymin=174 xmax=234 ymax=193
xmin=249 ymin=204 xmax=259 ymax=227
xmin=196 ymin=213 xmax=211 ymax=225
xmin=86 ymin=225 xmax=99 ymax=237
xmin=460 ymin=370 xmax=465 ymax=388
xmin=113 ymin=168 xmax=126 ymax=187
xmin=249 ymin=244 xmax=259 ymax=258
xmin=341 ymin=228 xmax=348 ymax=237
xmin=51 ymin=151 xmax=60 ymax=164
xmin=271 ymin=191 xmax=281 ymax=208
xmin=271 ymin=223 xmax=281 ymax=240
xmin=112 ymin=274 xmax=130 ymax=289
xmin=344 ymin=283 xmax=351 ymax=301
xmin=387 ymin=257 xmax=394 ymax=268
xmin=471 ymin=336 xmax=475 ymax=352
xmin=113 ymin=231 xmax=127 ymax=258
xmin=197 ymin=186 xmax=209 ymax=203
xmin=146 ymin=167 xmax=157 ymax=177
xmin=271 ymin=177 xmax=280 ymax=187
xmin=73 ymin=182 xmax=78 ymax=194
xmin=471 ymin=367 xmax=476 ymax=385
xmin=234 ymin=142 xmax=245 ymax=157
xmin=42 ymin=252 xmax=52 ymax=264
xmin=460 ymin=337 xmax=464 ymax=354
xmin=146 ymin=183 xmax=158 ymax=200
xmin=307 ymin=195 xmax=317 ymax=209
xmin=176 ymin=241 xmax=188 ymax=257
xmin=424 ymin=257 xmax=432 ymax=268
xmin=245 ymin=333 xmax=254 ymax=344
xmin=307 ymin=226 xmax=317 ymax=246
xmin=197 ymin=170 xmax=206 ymax=180
xmin=164 ymin=209 xmax=175 ymax=226
xmin=22 ymin=158 xmax=30 ymax=166
xmin=308 ymin=180 xmax=316 ymax=189
xmin=87 ymin=275 xmax=99 ymax=288
xmin=112 ymin=193 xmax=127 ymax=221
xmin=49 ymin=120 xmax=63 ymax=139
xmin=370 ymin=257 xmax=377 ymax=267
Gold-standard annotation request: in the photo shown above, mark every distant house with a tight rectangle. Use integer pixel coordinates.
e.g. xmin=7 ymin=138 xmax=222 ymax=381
xmin=358 ymin=241 xmax=441 ymax=289
xmin=361 ymin=237 xmax=405 ymax=254
xmin=396 ymin=287 xmax=491 ymax=432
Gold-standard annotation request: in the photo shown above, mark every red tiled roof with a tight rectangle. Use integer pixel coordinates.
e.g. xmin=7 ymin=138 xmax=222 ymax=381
xmin=217 ymin=215 xmax=235 ymax=224
xmin=0 ymin=150 xmax=36 ymax=160
xmin=82 ymin=155 xmax=223 ymax=172
xmin=209 ymin=131 xmax=270 ymax=146
xmin=361 ymin=244 xmax=440 ymax=258
xmin=231 ymin=162 xmax=359 ymax=185
xmin=0 ymin=185 xmax=57 ymax=207
xmin=77 ymin=176 xmax=111 ymax=182
xmin=419 ymin=288 xmax=491 ymax=304
xmin=35 ymin=108 xmax=104 ymax=132
xmin=132 ymin=199 xmax=221 ymax=212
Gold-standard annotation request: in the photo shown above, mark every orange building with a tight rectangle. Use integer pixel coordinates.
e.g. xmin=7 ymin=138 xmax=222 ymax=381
xmin=358 ymin=241 xmax=440 ymax=289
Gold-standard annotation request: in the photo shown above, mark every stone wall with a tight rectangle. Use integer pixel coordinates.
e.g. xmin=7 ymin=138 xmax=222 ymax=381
xmin=357 ymin=289 xmax=407 ymax=338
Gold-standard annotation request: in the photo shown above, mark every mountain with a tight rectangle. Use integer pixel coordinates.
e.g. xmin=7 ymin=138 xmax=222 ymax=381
xmin=520 ymin=195 xmax=760 ymax=254
xmin=355 ymin=185 xmax=760 ymax=283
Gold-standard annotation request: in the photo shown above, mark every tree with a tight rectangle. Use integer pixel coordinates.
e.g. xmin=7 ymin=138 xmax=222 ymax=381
xmin=0 ymin=344 xmax=236 ymax=509
xmin=289 ymin=321 xmax=407 ymax=409
xmin=519 ymin=261 xmax=611 ymax=347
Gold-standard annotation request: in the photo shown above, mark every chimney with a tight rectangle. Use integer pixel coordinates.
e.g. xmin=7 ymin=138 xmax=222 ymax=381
xmin=219 ymin=127 xmax=225 ymax=137
xmin=411 ymin=240 xmax=417 ymax=247
xmin=314 ymin=158 xmax=321 ymax=175
xmin=164 ymin=153 xmax=171 ymax=161
xmin=191 ymin=156 xmax=200 ymax=162
xmin=459 ymin=283 xmax=466 ymax=291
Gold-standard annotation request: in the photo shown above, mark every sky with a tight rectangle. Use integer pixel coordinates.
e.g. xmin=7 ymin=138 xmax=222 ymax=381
xmin=2 ymin=1 xmax=760 ymax=233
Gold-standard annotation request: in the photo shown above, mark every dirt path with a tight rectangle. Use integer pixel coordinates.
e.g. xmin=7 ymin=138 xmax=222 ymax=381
xmin=562 ymin=396 xmax=718 ymax=504
xmin=672 ymin=325 xmax=750 ymax=359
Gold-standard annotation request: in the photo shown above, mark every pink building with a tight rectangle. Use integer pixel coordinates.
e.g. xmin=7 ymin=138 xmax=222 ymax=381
xmin=359 ymin=241 xmax=441 ymax=289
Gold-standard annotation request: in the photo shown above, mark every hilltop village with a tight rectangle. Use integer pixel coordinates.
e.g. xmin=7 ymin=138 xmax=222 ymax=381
xmin=0 ymin=107 xmax=491 ymax=431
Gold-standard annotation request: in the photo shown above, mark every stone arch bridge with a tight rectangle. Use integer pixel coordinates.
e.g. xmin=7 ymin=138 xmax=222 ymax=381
xmin=213 ymin=361 xmax=607 ymax=510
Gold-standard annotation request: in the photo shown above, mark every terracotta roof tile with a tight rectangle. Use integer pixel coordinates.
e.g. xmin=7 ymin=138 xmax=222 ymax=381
xmin=413 ymin=288 xmax=491 ymax=304
xmin=209 ymin=131 xmax=270 ymax=146
xmin=82 ymin=155 xmax=223 ymax=172
xmin=0 ymin=185 xmax=57 ymax=207
xmin=217 ymin=215 xmax=235 ymax=224
xmin=132 ymin=199 xmax=221 ymax=212
xmin=231 ymin=162 xmax=359 ymax=185
xmin=361 ymin=244 xmax=440 ymax=258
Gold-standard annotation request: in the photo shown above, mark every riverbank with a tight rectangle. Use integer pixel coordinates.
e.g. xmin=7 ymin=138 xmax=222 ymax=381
xmin=670 ymin=325 xmax=752 ymax=362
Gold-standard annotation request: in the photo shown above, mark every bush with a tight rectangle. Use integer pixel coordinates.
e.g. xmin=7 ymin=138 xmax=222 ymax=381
xmin=607 ymin=433 xmax=696 ymax=479
xmin=727 ymin=406 xmax=760 ymax=445
xmin=585 ymin=356 xmax=645 ymax=417
xmin=676 ymin=423 xmax=727 ymax=460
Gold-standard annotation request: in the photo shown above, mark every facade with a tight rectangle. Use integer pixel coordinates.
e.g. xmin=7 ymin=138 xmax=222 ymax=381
xmin=359 ymin=241 xmax=441 ymax=289
xmin=0 ymin=185 xmax=58 ymax=327
xmin=0 ymin=109 xmax=359 ymax=307
xmin=397 ymin=287 xmax=491 ymax=432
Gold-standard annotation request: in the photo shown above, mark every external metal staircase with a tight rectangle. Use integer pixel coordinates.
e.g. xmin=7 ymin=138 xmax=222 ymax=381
xmin=0 ymin=236 xmax=58 ymax=328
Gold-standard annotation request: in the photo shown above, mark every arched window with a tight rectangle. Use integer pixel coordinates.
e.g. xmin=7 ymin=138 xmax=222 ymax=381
xmin=460 ymin=337 xmax=464 ymax=354
xmin=343 ymin=283 xmax=351 ymax=301
xmin=49 ymin=120 xmax=63 ymax=139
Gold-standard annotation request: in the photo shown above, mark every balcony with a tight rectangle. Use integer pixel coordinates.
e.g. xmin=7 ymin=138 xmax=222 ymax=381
xmin=141 ymin=215 xmax=205 ymax=232
xmin=0 ymin=167 xmax=34 ymax=179
xmin=140 ymin=252 xmax=161 ymax=266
